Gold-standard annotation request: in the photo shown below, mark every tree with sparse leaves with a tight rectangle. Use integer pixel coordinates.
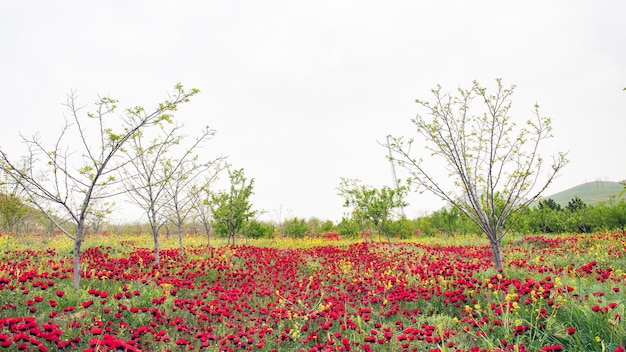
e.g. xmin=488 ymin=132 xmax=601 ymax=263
xmin=189 ymin=180 xmax=217 ymax=247
xmin=387 ymin=79 xmax=568 ymax=270
xmin=164 ymin=152 xmax=224 ymax=257
xmin=338 ymin=178 xmax=408 ymax=243
xmin=0 ymin=83 xmax=198 ymax=289
xmin=121 ymin=122 xmax=218 ymax=264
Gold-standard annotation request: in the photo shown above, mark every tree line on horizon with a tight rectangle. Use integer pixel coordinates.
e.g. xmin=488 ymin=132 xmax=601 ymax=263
xmin=2 ymin=190 xmax=624 ymax=240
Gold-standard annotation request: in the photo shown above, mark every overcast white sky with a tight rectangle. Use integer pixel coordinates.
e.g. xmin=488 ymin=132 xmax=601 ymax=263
xmin=1 ymin=1 xmax=625 ymax=224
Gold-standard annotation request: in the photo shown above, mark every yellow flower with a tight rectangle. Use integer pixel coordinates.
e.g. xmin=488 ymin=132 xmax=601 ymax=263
xmin=505 ymin=293 xmax=517 ymax=302
xmin=595 ymin=336 xmax=601 ymax=343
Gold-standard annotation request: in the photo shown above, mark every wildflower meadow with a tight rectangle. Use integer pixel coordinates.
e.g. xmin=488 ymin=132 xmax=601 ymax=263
xmin=0 ymin=231 xmax=625 ymax=352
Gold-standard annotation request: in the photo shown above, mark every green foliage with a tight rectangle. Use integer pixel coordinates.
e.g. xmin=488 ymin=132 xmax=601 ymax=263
xmin=211 ymin=168 xmax=256 ymax=245
xmin=386 ymin=217 xmax=418 ymax=239
xmin=426 ymin=207 xmax=480 ymax=235
xmin=415 ymin=196 xmax=626 ymax=235
xmin=527 ymin=206 xmax=568 ymax=234
xmin=413 ymin=216 xmax=435 ymax=236
xmin=583 ymin=198 xmax=626 ymax=232
xmin=305 ymin=217 xmax=323 ymax=235
xmin=282 ymin=217 xmax=309 ymax=238
xmin=605 ymin=198 xmax=626 ymax=230
xmin=516 ymin=197 xmax=626 ymax=234
xmin=245 ymin=220 xmax=275 ymax=239
xmin=300 ymin=218 xmax=335 ymax=236
xmin=336 ymin=217 xmax=360 ymax=238
xmin=538 ymin=198 xmax=562 ymax=211
xmin=0 ymin=192 xmax=29 ymax=235
xmin=338 ymin=178 xmax=408 ymax=242
xmin=567 ymin=196 xmax=587 ymax=212
xmin=320 ymin=220 xmax=335 ymax=233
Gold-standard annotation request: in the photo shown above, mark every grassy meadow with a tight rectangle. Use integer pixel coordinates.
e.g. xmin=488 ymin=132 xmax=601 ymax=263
xmin=0 ymin=231 xmax=625 ymax=351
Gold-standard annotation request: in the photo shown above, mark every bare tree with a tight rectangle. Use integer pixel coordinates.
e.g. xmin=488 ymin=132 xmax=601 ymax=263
xmin=0 ymin=83 xmax=199 ymax=289
xmin=121 ymin=123 xmax=217 ymax=263
xmin=164 ymin=155 xmax=224 ymax=256
xmin=387 ymin=79 xmax=568 ymax=270
xmin=189 ymin=180 xmax=216 ymax=247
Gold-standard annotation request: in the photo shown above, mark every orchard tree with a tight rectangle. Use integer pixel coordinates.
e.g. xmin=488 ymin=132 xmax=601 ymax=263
xmin=245 ymin=220 xmax=275 ymax=239
xmin=606 ymin=198 xmax=626 ymax=231
xmin=531 ymin=201 xmax=566 ymax=234
xmin=565 ymin=196 xmax=592 ymax=233
xmin=338 ymin=178 xmax=408 ymax=243
xmin=306 ymin=217 xmax=323 ymax=236
xmin=0 ymin=180 xmax=30 ymax=240
xmin=387 ymin=79 xmax=568 ymax=270
xmin=85 ymin=202 xmax=112 ymax=235
xmin=189 ymin=179 xmax=217 ymax=247
xmin=0 ymin=84 xmax=198 ymax=289
xmin=164 ymin=156 xmax=224 ymax=256
xmin=211 ymin=167 xmax=256 ymax=245
xmin=121 ymin=122 xmax=217 ymax=264
xmin=336 ymin=217 xmax=360 ymax=238
xmin=282 ymin=217 xmax=308 ymax=238
xmin=538 ymin=198 xmax=562 ymax=211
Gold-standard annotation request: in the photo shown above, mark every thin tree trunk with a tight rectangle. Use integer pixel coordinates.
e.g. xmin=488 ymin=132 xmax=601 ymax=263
xmin=153 ymin=231 xmax=160 ymax=264
xmin=360 ymin=221 xmax=369 ymax=243
xmin=204 ymin=223 xmax=211 ymax=247
xmin=72 ymin=237 xmax=82 ymax=289
xmin=177 ymin=225 xmax=184 ymax=257
xmin=381 ymin=223 xmax=391 ymax=243
xmin=489 ymin=239 xmax=504 ymax=271
xmin=150 ymin=208 xmax=161 ymax=264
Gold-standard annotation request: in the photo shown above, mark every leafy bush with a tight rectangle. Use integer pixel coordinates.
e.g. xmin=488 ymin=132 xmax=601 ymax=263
xmin=245 ymin=220 xmax=275 ymax=239
xmin=282 ymin=217 xmax=308 ymax=238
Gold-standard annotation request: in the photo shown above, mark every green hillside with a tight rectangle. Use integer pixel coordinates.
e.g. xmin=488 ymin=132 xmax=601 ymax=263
xmin=543 ymin=180 xmax=624 ymax=207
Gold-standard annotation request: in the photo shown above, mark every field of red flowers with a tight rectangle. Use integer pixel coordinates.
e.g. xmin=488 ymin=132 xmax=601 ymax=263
xmin=0 ymin=232 xmax=625 ymax=351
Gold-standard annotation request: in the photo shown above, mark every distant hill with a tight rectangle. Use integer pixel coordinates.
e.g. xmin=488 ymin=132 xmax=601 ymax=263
xmin=542 ymin=180 xmax=624 ymax=207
